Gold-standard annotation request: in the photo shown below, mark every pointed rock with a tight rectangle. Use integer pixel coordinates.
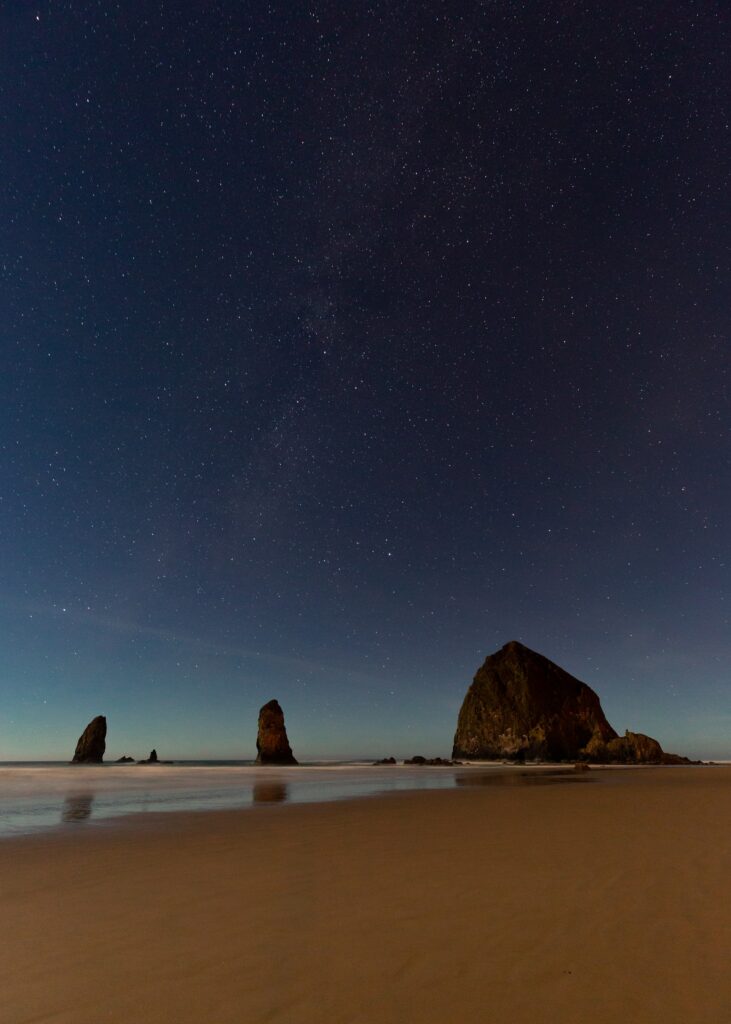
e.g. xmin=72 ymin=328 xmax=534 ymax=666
xmin=452 ymin=641 xmax=692 ymax=763
xmin=255 ymin=700 xmax=298 ymax=765
xmin=71 ymin=715 xmax=107 ymax=764
xmin=452 ymin=641 xmax=617 ymax=761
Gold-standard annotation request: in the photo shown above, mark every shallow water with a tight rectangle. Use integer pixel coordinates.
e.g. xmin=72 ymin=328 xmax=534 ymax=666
xmin=0 ymin=762 xmax=594 ymax=837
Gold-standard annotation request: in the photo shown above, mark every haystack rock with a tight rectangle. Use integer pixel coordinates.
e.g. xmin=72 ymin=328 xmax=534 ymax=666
xmin=255 ymin=699 xmax=298 ymax=765
xmin=71 ymin=715 xmax=107 ymax=764
xmin=452 ymin=641 xmax=690 ymax=764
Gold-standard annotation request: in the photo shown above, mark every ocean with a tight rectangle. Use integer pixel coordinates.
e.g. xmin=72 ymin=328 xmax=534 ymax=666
xmin=0 ymin=761 xmax=593 ymax=837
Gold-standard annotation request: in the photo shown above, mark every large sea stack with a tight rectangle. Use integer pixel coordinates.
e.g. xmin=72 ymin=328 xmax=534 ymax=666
xmin=71 ymin=715 xmax=107 ymax=764
xmin=255 ymin=699 xmax=298 ymax=765
xmin=452 ymin=641 xmax=690 ymax=764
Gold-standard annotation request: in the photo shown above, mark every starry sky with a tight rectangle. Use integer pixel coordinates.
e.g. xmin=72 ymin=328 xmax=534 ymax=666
xmin=1 ymin=2 xmax=729 ymax=761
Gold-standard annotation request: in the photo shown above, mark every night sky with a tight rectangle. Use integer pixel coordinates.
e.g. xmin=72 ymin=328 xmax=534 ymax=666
xmin=1 ymin=2 xmax=729 ymax=760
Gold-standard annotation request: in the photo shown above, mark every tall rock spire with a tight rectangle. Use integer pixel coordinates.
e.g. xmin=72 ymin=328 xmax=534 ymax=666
xmin=255 ymin=700 xmax=298 ymax=765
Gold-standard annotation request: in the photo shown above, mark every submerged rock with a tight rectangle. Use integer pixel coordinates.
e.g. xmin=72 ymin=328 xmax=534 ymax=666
xmin=255 ymin=699 xmax=298 ymax=765
xmin=452 ymin=641 xmax=691 ymax=764
xmin=71 ymin=715 xmax=107 ymax=764
xmin=404 ymin=755 xmax=462 ymax=766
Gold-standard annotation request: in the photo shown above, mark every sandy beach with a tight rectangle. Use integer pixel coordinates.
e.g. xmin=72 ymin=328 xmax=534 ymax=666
xmin=2 ymin=766 xmax=730 ymax=1024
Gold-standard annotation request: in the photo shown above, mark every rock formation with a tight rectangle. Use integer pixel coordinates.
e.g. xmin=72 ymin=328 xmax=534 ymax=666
xmin=115 ymin=755 xmax=135 ymax=763
xmin=71 ymin=715 xmax=107 ymax=763
xmin=255 ymin=699 xmax=298 ymax=765
xmin=583 ymin=729 xmax=692 ymax=765
xmin=452 ymin=641 xmax=691 ymax=764
xmin=137 ymin=749 xmax=172 ymax=764
xmin=404 ymin=755 xmax=463 ymax=766
xmin=452 ymin=642 xmax=616 ymax=762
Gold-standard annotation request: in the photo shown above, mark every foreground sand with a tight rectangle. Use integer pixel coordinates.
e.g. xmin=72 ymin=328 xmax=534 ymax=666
xmin=2 ymin=766 xmax=730 ymax=1024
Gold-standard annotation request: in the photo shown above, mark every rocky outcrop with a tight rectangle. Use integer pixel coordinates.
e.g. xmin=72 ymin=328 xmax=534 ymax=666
xmin=583 ymin=730 xmax=661 ymax=763
xmin=452 ymin=642 xmax=616 ymax=762
xmin=255 ymin=700 xmax=298 ymax=765
xmin=71 ymin=715 xmax=107 ymax=763
xmin=583 ymin=730 xmax=693 ymax=765
xmin=405 ymin=755 xmax=463 ymax=766
xmin=116 ymin=755 xmax=135 ymax=763
xmin=452 ymin=641 xmax=690 ymax=764
xmin=373 ymin=757 xmax=397 ymax=765
xmin=137 ymin=749 xmax=172 ymax=764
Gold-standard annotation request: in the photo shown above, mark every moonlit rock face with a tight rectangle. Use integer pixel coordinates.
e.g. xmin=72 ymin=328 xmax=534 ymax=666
xmin=71 ymin=715 xmax=107 ymax=764
xmin=255 ymin=700 xmax=298 ymax=765
xmin=452 ymin=642 xmax=617 ymax=762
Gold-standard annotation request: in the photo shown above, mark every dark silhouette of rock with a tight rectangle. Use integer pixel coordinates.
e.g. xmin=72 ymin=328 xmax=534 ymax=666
xmin=404 ymin=755 xmax=462 ymax=766
xmin=71 ymin=715 xmax=107 ymax=764
xmin=453 ymin=642 xmax=616 ymax=762
xmin=452 ymin=641 xmax=691 ymax=764
xmin=373 ymin=757 xmax=397 ymax=765
xmin=661 ymin=751 xmax=696 ymax=765
xmin=137 ymin=749 xmax=172 ymax=764
xmin=115 ymin=755 xmax=135 ymax=763
xmin=255 ymin=700 xmax=298 ymax=765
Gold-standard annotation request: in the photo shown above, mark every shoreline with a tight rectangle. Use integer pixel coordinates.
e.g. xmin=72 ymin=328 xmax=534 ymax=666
xmin=2 ymin=766 xmax=730 ymax=1023
xmin=0 ymin=759 xmax=713 ymax=841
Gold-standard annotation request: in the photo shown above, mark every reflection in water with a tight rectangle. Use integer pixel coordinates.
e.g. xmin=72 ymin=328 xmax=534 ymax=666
xmin=252 ymin=782 xmax=288 ymax=804
xmin=455 ymin=769 xmax=595 ymax=788
xmin=61 ymin=794 xmax=95 ymax=822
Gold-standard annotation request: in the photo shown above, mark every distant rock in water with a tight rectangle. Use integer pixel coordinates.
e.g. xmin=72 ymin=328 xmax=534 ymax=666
xmin=452 ymin=642 xmax=616 ymax=762
xmin=373 ymin=757 xmax=397 ymax=765
xmin=404 ymin=755 xmax=462 ymax=766
xmin=452 ymin=641 xmax=691 ymax=764
xmin=115 ymin=755 xmax=135 ymax=763
xmin=71 ymin=715 xmax=107 ymax=764
xmin=255 ymin=699 xmax=298 ymax=765
xmin=137 ymin=749 xmax=172 ymax=764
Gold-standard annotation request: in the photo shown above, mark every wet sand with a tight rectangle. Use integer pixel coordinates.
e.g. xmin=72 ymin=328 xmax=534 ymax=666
xmin=1 ymin=766 xmax=729 ymax=1023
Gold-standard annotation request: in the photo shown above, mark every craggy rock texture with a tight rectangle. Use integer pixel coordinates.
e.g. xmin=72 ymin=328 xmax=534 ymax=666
xmin=71 ymin=715 xmax=107 ymax=764
xmin=452 ymin=642 xmax=617 ymax=762
xmin=452 ymin=641 xmax=691 ymax=764
xmin=255 ymin=700 xmax=298 ymax=765
xmin=585 ymin=730 xmax=693 ymax=765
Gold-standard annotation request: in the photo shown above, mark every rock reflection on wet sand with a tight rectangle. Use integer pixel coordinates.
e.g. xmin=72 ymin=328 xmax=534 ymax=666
xmin=61 ymin=794 xmax=95 ymax=822
xmin=455 ymin=769 xmax=594 ymax=788
xmin=252 ymin=782 xmax=288 ymax=804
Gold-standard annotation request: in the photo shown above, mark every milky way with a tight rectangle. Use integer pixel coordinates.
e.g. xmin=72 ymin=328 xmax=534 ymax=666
xmin=1 ymin=2 xmax=729 ymax=759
